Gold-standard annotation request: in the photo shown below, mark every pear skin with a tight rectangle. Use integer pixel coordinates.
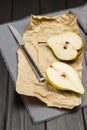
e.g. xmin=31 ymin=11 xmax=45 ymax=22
xmin=46 ymin=62 xmax=85 ymax=94
xmin=47 ymin=32 xmax=84 ymax=61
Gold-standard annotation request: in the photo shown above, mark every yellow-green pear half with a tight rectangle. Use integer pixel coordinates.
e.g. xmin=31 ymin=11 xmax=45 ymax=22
xmin=47 ymin=32 xmax=84 ymax=61
xmin=46 ymin=62 xmax=85 ymax=94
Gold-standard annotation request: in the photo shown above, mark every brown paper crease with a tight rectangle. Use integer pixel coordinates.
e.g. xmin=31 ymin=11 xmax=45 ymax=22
xmin=16 ymin=13 xmax=83 ymax=109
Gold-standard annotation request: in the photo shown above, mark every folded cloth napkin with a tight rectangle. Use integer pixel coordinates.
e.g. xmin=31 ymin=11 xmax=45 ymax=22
xmin=70 ymin=3 xmax=87 ymax=34
xmin=16 ymin=13 xmax=83 ymax=109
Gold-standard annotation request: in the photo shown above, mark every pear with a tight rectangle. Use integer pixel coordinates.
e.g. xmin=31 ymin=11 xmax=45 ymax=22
xmin=47 ymin=32 xmax=84 ymax=61
xmin=46 ymin=62 xmax=84 ymax=94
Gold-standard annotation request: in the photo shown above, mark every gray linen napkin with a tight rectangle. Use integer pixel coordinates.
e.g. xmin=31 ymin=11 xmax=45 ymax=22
xmin=70 ymin=3 xmax=87 ymax=34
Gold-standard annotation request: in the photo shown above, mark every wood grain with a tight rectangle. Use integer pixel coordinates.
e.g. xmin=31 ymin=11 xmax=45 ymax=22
xmin=0 ymin=0 xmax=86 ymax=23
xmin=0 ymin=55 xmax=8 ymax=130
xmin=5 ymin=76 xmax=15 ymax=130
xmin=0 ymin=0 xmax=12 ymax=23
xmin=66 ymin=0 xmax=86 ymax=8
xmin=5 ymin=76 xmax=45 ymax=130
xmin=12 ymin=0 xmax=39 ymax=20
xmin=47 ymin=109 xmax=85 ymax=130
xmin=82 ymin=108 xmax=87 ymax=129
xmin=40 ymin=0 xmax=66 ymax=14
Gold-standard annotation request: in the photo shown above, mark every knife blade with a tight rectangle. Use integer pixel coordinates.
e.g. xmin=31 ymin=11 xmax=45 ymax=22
xmin=8 ymin=24 xmax=45 ymax=82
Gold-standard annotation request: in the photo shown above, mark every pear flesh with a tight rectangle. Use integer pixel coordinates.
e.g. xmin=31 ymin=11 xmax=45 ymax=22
xmin=47 ymin=32 xmax=83 ymax=61
xmin=46 ymin=62 xmax=84 ymax=94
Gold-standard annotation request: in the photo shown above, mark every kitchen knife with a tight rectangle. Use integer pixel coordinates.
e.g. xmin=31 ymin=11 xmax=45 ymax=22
xmin=8 ymin=24 xmax=45 ymax=82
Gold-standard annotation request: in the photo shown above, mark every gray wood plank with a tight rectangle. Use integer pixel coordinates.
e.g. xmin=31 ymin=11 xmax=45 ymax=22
xmin=0 ymin=0 xmax=12 ymax=23
xmin=11 ymin=93 xmax=45 ymax=130
xmin=5 ymin=75 xmax=15 ymax=130
xmin=5 ymin=76 xmax=45 ymax=130
xmin=82 ymin=107 xmax=87 ymax=129
xmin=24 ymin=110 xmax=45 ymax=130
xmin=0 ymin=54 xmax=8 ymax=130
xmin=12 ymin=0 xmax=39 ymax=20
xmin=40 ymin=0 xmax=66 ymax=14
xmin=66 ymin=0 xmax=86 ymax=8
xmin=47 ymin=109 xmax=85 ymax=130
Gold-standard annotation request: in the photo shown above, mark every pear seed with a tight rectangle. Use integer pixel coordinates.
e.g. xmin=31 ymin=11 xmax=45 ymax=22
xmin=63 ymin=46 xmax=67 ymax=49
xmin=61 ymin=73 xmax=66 ymax=78
xmin=65 ymin=41 xmax=69 ymax=44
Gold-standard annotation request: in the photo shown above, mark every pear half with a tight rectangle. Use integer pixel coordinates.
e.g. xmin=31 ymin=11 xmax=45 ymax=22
xmin=46 ymin=62 xmax=84 ymax=94
xmin=47 ymin=32 xmax=84 ymax=61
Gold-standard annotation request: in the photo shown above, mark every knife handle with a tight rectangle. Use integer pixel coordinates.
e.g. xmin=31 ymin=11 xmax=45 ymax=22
xmin=21 ymin=46 xmax=45 ymax=82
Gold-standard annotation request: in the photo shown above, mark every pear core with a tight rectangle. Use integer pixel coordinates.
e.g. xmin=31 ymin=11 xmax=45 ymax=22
xmin=46 ymin=62 xmax=85 ymax=94
xmin=47 ymin=32 xmax=83 ymax=61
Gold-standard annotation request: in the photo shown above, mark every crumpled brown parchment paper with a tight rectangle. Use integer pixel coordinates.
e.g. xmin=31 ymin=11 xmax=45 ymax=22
xmin=16 ymin=13 xmax=84 ymax=109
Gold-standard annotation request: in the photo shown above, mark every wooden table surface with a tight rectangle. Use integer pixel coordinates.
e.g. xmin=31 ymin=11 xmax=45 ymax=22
xmin=0 ymin=31 xmax=87 ymax=130
xmin=0 ymin=8 xmax=87 ymax=130
xmin=0 ymin=56 xmax=87 ymax=130
xmin=0 ymin=0 xmax=86 ymax=24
